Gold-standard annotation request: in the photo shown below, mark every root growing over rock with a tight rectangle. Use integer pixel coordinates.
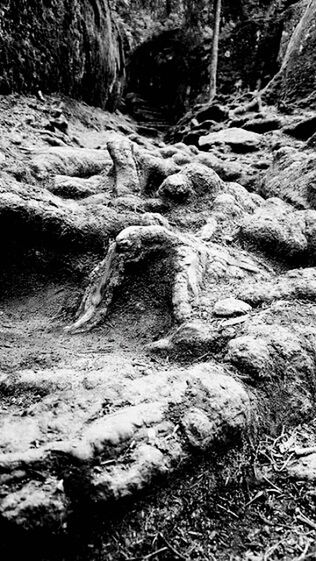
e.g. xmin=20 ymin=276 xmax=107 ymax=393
xmin=66 ymin=225 xmax=208 ymax=332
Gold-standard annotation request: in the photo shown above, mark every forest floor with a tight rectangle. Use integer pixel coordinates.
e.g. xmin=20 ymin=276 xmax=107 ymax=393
xmin=0 ymin=92 xmax=315 ymax=560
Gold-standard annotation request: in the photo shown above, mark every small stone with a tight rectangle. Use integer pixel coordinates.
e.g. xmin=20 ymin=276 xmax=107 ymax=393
xmin=214 ymin=297 xmax=252 ymax=317
xmin=9 ymin=133 xmax=23 ymax=145
xmin=0 ymin=152 xmax=6 ymax=165
xmin=200 ymin=217 xmax=217 ymax=240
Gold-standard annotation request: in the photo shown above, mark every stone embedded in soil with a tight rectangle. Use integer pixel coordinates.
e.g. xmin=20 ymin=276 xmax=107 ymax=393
xmin=158 ymin=163 xmax=222 ymax=203
xmin=238 ymin=267 xmax=316 ymax=305
xmin=146 ymin=320 xmax=223 ymax=356
xmin=242 ymin=116 xmax=282 ymax=133
xmin=199 ymin=217 xmax=217 ymax=240
xmin=195 ymin=103 xmax=229 ymax=123
xmin=286 ymin=453 xmax=316 ymax=481
xmin=199 ymin=128 xmax=263 ymax=152
xmin=225 ymin=309 xmax=316 ymax=402
xmin=214 ymin=297 xmax=252 ymax=317
xmin=0 ymin=479 xmax=67 ymax=533
xmin=226 ymin=335 xmax=273 ymax=379
xmin=240 ymin=197 xmax=316 ymax=261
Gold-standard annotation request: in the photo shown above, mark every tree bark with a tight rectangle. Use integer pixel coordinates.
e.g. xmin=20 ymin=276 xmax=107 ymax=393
xmin=209 ymin=0 xmax=222 ymax=101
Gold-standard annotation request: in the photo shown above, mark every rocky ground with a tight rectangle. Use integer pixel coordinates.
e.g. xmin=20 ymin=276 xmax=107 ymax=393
xmin=0 ymin=92 xmax=316 ymax=560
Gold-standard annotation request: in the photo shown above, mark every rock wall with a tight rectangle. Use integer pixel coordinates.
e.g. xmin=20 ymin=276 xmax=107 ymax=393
xmin=265 ymin=0 xmax=316 ymax=106
xmin=0 ymin=0 xmax=124 ymax=109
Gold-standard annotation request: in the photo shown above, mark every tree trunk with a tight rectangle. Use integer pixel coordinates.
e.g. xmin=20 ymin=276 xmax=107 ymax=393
xmin=209 ymin=0 xmax=222 ymax=101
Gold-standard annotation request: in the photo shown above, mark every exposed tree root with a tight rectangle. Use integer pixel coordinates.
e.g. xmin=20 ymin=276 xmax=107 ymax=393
xmin=65 ymin=225 xmax=208 ymax=332
xmin=0 ymin=174 xmax=171 ymax=252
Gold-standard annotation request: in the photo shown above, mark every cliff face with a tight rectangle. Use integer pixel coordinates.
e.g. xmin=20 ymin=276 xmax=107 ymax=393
xmin=0 ymin=0 xmax=124 ymax=109
xmin=265 ymin=0 xmax=316 ymax=106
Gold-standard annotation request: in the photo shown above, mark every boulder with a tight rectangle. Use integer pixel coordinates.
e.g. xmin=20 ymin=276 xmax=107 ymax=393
xmin=238 ymin=267 xmax=316 ymax=306
xmin=199 ymin=128 xmax=263 ymax=153
xmin=158 ymin=163 xmax=222 ymax=202
xmin=242 ymin=116 xmax=282 ymax=133
xmin=240 ymin=198 xmax=316 ymax=261
xmin=283 ymin=114 xmax=316 ymax=140
xmin=195 ymin=104 xmax=229 ymax=124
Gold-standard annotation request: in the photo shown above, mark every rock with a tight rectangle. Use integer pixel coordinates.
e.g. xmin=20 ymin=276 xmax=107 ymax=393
xmin=158 ymin=171 xmax=193 ymax=202
xmin=199 ymin=128 xmax=262 ymax=153
xmin=9 ymin=133 xmax=23 ymax=145
xmin=196 ymin=119 xmax=217 ymax=131
xmin=226 ymin=336 xmax=273 ymax=379
xmin=147 ymin=320 xmax=226 ymax=357
xmin=181 ymin=372 xmax=250 ymax=451
xmin=0 ymin=0 xmax=124 ymax=110
xmin=214 ymin=298 xmax=252 ymax=317
xmin=41 ymin=134 xmax=68 ymax=147
xmin=223 ymin=182 xmax=263 ymax=214
xmin=195 ymin=103 xmax=229 ymax=123
xmin=159 ymin=146 xmax=180 ymax=158
xmin=172 ymin=152 xmax=193 ymax=165
xmin=199 ymin=217 xmax=217 ymax=240
xmin=183 ymin=129 xmax=208 ymax=146
xmin=240 ymin=198 xmax=316 ymax=261
xmin=212 ymin=193 xmax=244 ymax=217
xmin=196 ymin=152 xmax=244 ymax=183
xmin=0 ymin=479 xmax=67 ymax=532
xmin=286 ymin=453 xmax=316 ymax=481
xmin=260 ymin=148 xmax=316 ymax=209
xmin=242 ymin=116 xmax=282 ymax=133
xmin=136 ymin=125 xmax=159 ymax=138
xmin=158 ymin=163 xmax=222 ymax=202
xmin=238 ymin=267 xmax=316 ymax=306
xmin=264 ymin=1 xmax=316 ymax=106
xmin=283 ymin=114 xmax=316 ymax=140
xmin=50 ymin=116 xmax=69 ymax=134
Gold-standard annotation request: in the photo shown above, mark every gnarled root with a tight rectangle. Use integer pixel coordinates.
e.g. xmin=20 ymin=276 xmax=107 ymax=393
xmin=65 ymin=225 xmax=208 ymax=333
